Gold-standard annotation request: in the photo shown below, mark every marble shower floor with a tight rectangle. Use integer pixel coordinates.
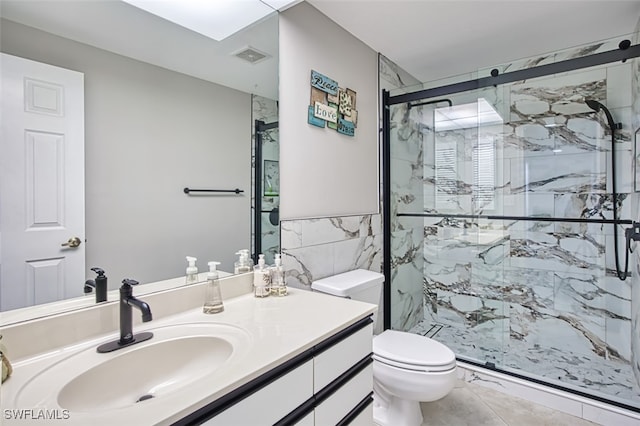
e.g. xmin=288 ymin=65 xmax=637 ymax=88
xmin=409 ymin=318 xmax=639 ymax=404
xmin=419 ymin=380 xmax=597 ymax=426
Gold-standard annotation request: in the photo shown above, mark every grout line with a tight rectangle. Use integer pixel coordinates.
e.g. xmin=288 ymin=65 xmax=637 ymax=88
xmin=465 ymin=382 xmax=512 ymax=426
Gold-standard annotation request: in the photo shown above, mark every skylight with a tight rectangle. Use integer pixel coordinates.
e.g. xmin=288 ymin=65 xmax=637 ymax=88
xmin=122 ymin=0 xmax=296 ymax=41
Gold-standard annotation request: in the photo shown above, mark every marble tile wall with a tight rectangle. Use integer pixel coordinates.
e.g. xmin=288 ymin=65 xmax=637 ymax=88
xmin=382 ymin=53 xmax=426 ymax=331
xmin=251 ymin=95 xmax=279 ymax=264
xmin=280 ymin=214 xmax=383 ymax=325
xmin=406 ymin=44 xmax=640 ymax=407
xmin=630 ymin=19 xmax=640 ymax=400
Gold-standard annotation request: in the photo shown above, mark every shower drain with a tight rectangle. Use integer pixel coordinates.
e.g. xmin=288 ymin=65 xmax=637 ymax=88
xmin=422 ymin=323 xmax=444 ymax=338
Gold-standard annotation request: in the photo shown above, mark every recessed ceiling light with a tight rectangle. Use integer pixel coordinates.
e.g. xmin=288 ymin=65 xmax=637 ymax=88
xmin=122 ymin=0 xmax=293 ymax=41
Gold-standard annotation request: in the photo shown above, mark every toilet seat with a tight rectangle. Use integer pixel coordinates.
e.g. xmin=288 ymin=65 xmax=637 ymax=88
xmin=373 ymin=330 xmax=456 ymax=372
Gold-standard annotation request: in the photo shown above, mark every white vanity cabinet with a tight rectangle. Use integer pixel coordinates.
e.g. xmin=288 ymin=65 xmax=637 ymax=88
xmin=203 ymin=360 xmax=314 ymax=425
xmin=181 ymin=317 xmax=374 ymax=426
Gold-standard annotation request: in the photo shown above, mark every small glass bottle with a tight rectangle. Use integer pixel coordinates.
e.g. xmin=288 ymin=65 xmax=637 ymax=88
xmin=253 ymin=254 xmax=271 ymax=297
xmin=203 ymin=261 xmax=224 ymax=314
xmin=185 ymin=256 xmax=198 ymax=285
xmin=270 ymin=253 xmax=287 ymax=296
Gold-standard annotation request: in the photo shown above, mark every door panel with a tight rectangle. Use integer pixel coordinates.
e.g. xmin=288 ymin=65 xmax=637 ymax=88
xmin=1 ymin=53 xmax=85 ymax=311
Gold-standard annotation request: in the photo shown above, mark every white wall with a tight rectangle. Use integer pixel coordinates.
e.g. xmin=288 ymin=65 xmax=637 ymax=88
xmin=279 ymin=2 xmax=379 ymax=220
xmin=1 ymin=19 xmax=252 ymax=285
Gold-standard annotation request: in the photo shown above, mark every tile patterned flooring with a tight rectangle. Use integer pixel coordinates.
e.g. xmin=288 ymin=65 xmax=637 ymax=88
xmin=419 ymin=380 xmax=598 ymax=426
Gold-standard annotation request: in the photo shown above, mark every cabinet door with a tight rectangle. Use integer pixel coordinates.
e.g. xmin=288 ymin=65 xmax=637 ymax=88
xmin=203 ymin=360 xmax=313 ymax=425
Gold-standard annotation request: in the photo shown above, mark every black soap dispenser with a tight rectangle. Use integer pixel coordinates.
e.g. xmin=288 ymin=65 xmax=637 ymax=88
xmin=90 ymin=267 xmax=108 ymax=303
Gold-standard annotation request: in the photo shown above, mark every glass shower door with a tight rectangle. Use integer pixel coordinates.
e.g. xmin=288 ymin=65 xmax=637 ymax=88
xmin=254 ymin=120 xmax=279 ymax=265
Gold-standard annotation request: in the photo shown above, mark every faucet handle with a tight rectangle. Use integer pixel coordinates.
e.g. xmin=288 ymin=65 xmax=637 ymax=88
xmin=122 ymin=278 xmax=139 ymax=287
xmin=91 ymin=267 xmax=105 ymax=276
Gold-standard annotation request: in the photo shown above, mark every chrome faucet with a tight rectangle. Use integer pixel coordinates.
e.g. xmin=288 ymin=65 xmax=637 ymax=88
xmin=97 ymin=279 xmax=153 ymax=353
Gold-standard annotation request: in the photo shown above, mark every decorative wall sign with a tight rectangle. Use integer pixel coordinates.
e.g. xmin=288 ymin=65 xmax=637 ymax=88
xmin=314 ymin=102 xmax=338 ymax=123
xmin=310 ymin=87 xmax=327 ymax=105
xmin=311 ymin=70 xmax=338 ymax=95
xmin=327 ymin=102 xmax=339 ymax=130
xmin=308 ymin=69 xmax=357 ymax=137
xmin=308 ymin=105 xmax=325 ymax=128
xmin=338 ymin=90 xmax=352 ymax=116
xmin=337 ymin=118 xmax=355 ymax=136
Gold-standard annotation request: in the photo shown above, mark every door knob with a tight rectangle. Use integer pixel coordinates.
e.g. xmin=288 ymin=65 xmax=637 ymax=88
xmin=61 ymin=237 xmax=82 ymax=248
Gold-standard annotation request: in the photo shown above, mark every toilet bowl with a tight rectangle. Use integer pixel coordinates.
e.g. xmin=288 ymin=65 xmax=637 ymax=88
xmin=372 ymin=330 xmax=457 ymax=426
xmin=311 ymin=270 xmax=457 ymax=426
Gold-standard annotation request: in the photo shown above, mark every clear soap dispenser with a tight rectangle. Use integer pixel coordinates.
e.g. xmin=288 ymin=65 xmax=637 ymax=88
xmin=203 ymin=261 xmax=224 ymax=314
xmin=270 ymin=253 xmax=287 ymax=296
xmin=253 ymin=254 xmax=271 ymax=298
xmin=234 ymin=249 xmax=253 ymax=274
xmin=186 ymin=256 xmax=198 ymax=285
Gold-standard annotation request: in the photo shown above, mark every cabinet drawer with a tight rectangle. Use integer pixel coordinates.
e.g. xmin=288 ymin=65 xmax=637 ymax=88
xmin=343 ymin=399 xmax=373 ymax=426
xmin=314 ymin=322 xmax=372 ymax=392
xmin=314 ymin=363 xmax=373 ymax=426
xmin=292 ymin=411 xmax=314 ymax=426
xmin=203 ymin=360 xmax=313 ymax=426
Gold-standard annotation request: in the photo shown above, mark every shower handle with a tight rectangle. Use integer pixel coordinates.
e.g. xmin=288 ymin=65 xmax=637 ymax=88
xmin=625 ymin=222 xmax=640 ymax=253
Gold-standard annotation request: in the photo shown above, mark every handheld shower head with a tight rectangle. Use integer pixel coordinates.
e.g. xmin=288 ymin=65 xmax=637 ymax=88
xmin=584 ymin=98 xmax=628 ymax=280
xmin=585 ymin=99 xmax=603 ymax=112
xmin=585 ymin=99 xmax=616 ymax=132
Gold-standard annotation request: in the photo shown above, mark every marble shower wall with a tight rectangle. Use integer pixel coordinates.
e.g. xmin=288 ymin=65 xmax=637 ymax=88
xmin=382 ymin=54 xmax=426 ymax=331
xmin=415 ymin=39 xmax=640 ymax=406
xmin=631 ymin=20 xmax=640 ymax=402
xmin=252 ymin=95 xmax=279 ymax=264
xmin=280 ymin=214 xmax=383 ymax=331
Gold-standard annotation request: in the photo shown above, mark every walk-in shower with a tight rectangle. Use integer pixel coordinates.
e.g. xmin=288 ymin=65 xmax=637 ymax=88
xmin=383 ymin=36 xmax=640 ymax=412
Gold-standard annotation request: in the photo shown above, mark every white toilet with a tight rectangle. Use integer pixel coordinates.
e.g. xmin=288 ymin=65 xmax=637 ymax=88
xmin=312 ymin=269 xmax=457 ymax=426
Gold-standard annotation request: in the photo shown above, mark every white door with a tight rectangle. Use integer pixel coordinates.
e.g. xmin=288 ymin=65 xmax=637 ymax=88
xmin=0 ymin=53 xmax=85 ymax=311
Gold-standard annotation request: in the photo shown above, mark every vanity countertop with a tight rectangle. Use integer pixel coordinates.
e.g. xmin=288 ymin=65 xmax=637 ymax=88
xmin=1 ymin=288 xmax=376 ymax=425
xmin=0 ymin=271 xmax=233 ymax=327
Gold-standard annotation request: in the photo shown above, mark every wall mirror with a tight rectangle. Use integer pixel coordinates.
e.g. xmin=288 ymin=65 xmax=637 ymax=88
xmin=0 ymin=0 xmax=279 ymax=323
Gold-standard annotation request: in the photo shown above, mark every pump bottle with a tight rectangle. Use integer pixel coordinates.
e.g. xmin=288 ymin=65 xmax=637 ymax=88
xmin=234 ymin=249 xmax=253 ymax=274
xmin=203 ymin=261 xmax=224 ymax=314
xmin=253 ymin=254 xmax=271 ymax=297
xmin=270 ymin=254 xmax=287 ymax=296
xmin=186 ymin=256 xmax=198 ymax=285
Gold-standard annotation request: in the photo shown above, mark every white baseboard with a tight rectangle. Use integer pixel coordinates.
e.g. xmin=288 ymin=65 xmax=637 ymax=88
xmin=457 ymin=362 xmax=640 ymax=426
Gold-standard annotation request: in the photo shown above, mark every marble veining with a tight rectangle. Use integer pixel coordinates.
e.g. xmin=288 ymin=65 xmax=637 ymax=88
xmin=380 ymin=53 xmax=421 ymax=92
xmin=384 ymin=52 xmax=428 ymax=331
xmin=280 ymin=214 xmax=382 ymax=290
xmin=478 ymin=39 xmax=620 ymax=78
xmin=390 ymin=43 xmax=640 ymax=408
xmin=630 ymin=21 xmax=640 ymax=396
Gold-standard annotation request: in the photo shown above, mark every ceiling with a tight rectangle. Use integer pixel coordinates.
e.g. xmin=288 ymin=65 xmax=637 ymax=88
xmin=307 ymin=0 xmax=640 ymax=83
xmin=0 ymin=0 xmax=281 ymax=99
xmin=2 ymin=1 xmax=638 ymax=96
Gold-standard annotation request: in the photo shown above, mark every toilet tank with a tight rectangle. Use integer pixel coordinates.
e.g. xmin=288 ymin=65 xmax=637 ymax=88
xmin=311 ymin=269 xmax=383 ymax=302
xmin=311 ymin=270 xmax=384 ymax=332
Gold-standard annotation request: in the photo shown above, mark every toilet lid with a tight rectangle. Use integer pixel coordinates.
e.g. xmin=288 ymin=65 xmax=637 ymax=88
xmin=373 ymin=330 xmax=456 ymax=371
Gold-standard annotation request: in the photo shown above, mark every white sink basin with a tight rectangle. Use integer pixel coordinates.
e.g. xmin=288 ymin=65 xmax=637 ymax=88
xmin=15 ymin=323 xmax=251 ymax=412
